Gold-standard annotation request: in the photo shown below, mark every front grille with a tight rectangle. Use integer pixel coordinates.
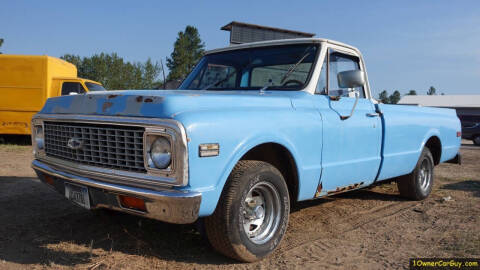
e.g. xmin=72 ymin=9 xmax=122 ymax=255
xmin=44 ymin=121 xmax=146 ymax=172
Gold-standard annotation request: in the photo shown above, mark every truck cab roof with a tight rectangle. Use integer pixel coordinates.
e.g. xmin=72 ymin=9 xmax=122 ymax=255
xmin=53 ymin=77 xmax=102 ymax=85
xmin=205 ymin=38 xmax=361 ymax=55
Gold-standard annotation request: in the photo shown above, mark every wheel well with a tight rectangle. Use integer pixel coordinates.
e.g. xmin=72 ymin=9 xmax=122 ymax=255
xmin=241 ymin=143 xmax=299 ymax=204
xmin=425 ymin=136 xmax=441 ymax=165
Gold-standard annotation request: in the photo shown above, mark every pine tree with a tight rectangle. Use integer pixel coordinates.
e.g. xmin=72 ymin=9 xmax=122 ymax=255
xmin=389 ymin=90 xmax=401 ymax=104
xmin=378 ymin=90 xmax=390 ymax=104
xmin=166 ymin=26 xmax=205 ymax=81
xmin=406 ymin=90 xmax=417 ymax=95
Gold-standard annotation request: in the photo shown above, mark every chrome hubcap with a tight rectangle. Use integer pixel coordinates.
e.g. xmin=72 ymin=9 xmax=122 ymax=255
xmin=418 ymin=159 xmax=432 ymax=191
xmin=242 ymin=182 xmax=281 ymax=244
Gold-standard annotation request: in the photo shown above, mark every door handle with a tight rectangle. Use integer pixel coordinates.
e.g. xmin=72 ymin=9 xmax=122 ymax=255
xmin=366 ymin=113 xmax=380 ymax=117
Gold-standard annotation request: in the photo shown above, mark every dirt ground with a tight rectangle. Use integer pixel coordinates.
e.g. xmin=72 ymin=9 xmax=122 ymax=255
xmin=0 ymin=141 xmax=478 ymax=269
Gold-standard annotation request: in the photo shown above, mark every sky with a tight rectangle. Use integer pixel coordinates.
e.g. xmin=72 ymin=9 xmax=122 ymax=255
xmin=1 ymin=0 xmax=479 ymax=96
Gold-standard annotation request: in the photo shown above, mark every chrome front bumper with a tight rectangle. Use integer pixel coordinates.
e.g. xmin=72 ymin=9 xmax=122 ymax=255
xmin=32 ymin=159 xmax=201 ymax=224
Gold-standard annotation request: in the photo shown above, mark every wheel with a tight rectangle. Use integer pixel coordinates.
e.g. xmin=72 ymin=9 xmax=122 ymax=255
xmin=205 ymin=160 xmax=290 ymax=262
xmin=473 ymin=135 xmax=480 ymax=146
xmin=396 ymin=147 xmax=434 ymax=200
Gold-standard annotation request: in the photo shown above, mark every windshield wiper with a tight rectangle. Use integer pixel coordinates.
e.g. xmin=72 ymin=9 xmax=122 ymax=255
xmin=260 ymin=78 xmax=273 ymax=91
xmin=279 ymin=46 xmax=314 ymax=85
xmin=201 ymin=69 xmax=236 ymax=90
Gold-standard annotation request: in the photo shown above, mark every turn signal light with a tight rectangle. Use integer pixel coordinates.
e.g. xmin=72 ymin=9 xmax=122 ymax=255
xmin=457 ymin=131 xmax=461 ymax=137
xmin=199 ymin=143 xmax=220 ymax=157
xmin=45 ymin=175 xmax=54 ymax=186
xmin=118 ymin=195 xmax=147 ymax=212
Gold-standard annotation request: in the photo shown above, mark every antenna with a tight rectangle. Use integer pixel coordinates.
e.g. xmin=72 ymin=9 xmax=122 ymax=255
xmin=160 ymin=59 xmax=166 ymax=90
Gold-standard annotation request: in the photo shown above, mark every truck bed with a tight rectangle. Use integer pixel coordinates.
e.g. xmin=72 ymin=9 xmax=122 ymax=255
xmin=376 ymin=104 xmax=461 ymax=181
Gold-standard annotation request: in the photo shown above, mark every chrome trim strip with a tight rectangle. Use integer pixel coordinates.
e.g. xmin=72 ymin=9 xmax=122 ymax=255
xmin=32 ymin=114 xmax=189 ymax=188
xmin=39 ymin=156 xmax=178 ymax=190
xmin=32 ymin=159 xmax=201 ymax=224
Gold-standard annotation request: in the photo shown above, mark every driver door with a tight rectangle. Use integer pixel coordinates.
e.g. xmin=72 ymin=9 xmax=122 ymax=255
xmin=313 ymin=48 xmax=382 ymax=193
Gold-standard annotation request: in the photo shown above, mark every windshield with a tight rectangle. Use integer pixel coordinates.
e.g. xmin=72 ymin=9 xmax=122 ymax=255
xmin=179 ymin=44 xmax=319 ymax=91
xmin=85 ymin=82 xmax=106 ymax=91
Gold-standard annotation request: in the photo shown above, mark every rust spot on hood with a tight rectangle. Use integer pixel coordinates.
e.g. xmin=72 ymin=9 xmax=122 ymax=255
xmin=102 ymin=102 xmax=113 ymax=112
xmin=134 ymin=96 xmax=162 ymax=103
xmin=108 ymin=94 xmax=119 ymax=99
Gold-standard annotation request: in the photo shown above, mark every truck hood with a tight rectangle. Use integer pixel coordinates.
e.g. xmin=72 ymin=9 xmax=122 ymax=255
xmin=39 ymin=90 xmax=300 ymax=118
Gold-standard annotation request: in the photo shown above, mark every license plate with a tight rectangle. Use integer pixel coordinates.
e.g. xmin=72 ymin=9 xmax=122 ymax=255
xmin=65 ymin=183 xmax=90 ymax=209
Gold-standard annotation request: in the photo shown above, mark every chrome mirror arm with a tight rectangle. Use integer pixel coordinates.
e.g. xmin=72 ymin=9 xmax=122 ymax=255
xmin=340 ymin=90 xmax=359 ymax=120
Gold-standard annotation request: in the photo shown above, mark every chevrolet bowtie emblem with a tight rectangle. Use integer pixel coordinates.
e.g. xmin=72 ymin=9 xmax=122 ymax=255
xmin=67 ymin=137 xmax=83 ymax=150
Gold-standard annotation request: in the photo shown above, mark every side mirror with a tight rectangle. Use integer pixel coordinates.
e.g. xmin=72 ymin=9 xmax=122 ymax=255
xmin=329 ymin=70 xmax=365 ymax=121
xmin=337 ymin=70 xmax=365 ymax=89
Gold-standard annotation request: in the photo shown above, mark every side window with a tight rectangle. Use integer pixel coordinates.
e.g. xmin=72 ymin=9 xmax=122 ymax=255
xmin=315 ymin=56 xmax=327 ymax=94
xmin=328 ymin=50 xmax=365 ymax=98
xmin=61 ymin=82 xmax=85 ymax=95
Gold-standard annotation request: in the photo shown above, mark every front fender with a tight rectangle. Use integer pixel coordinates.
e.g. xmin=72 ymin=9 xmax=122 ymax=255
xmin=175 ymin=107 xmax=322 ymax=216
xmin=211 ymin=134 xmax=299 ymax=213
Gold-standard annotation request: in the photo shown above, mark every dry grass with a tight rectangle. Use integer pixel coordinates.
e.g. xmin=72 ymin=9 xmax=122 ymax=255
xmin=0 ymin=142 xmax=478 ymax=269
xmin=0 ymin=144 xmax=31 ymax=152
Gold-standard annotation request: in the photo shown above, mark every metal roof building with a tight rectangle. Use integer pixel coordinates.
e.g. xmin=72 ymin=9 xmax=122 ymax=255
xmin=221 ymin=21 xmax=315 ymax=45
xmin=398 ymin=95 xmax=480 ymax=108
xmin=398 ymin=95 xmax=480 ymax=124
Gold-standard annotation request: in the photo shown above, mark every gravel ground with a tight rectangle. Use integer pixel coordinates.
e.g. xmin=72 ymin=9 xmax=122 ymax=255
xmin=0 ymin=142 xmax=478 ymax=269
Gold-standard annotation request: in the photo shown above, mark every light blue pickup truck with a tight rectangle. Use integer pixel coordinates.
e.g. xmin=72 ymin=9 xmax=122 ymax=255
xmin=31 ymin=38 xmax=461 ymax=262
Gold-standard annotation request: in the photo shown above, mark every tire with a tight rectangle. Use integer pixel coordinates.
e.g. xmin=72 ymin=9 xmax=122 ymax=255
xmin=473 ymin=135 xmax=480 ymax=146
xmin=205 ymin=160 xmax=290 ymax=262
xmin=396 ymin=147 xmax=434 ymax=200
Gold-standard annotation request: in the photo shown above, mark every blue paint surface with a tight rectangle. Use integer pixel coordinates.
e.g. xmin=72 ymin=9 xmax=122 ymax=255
xmin=39 ymin=89 xmax=461 ymax=216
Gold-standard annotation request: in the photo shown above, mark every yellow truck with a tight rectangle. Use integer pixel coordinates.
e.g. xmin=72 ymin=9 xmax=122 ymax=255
xmin=0 ymin=55 xmax=105 ymax=135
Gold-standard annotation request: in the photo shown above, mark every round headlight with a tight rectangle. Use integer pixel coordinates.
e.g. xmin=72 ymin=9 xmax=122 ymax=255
xmin=148 ymin=137 xmax=171 ymax=169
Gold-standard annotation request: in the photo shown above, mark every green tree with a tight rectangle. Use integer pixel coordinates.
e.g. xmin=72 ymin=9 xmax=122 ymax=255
xmin=378 ymin=90 xmax=390 ymax=104
xmin=406 ymin=90 xmax=417 ymax=95
xmin=427 ymin=86 xmax=436 ymax=95
xmin=0 ymin=38 xmax=4 ymax=54
xmin=61 ymin=54 xmax=83 ymax=71
xmin=142 ymin=59 xmax=161 ymax=89
xmin=166 ymin=25 xmax=205 ymax=81
xmin=389 ymin=90 xmax=401 ymax=104
xmin=61 ymin=53 xmax=162 ymax=90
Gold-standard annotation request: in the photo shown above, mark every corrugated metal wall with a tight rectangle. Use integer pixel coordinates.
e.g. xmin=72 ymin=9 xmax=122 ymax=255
xmin=230 ymin=25 xmax=308 ymax=44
